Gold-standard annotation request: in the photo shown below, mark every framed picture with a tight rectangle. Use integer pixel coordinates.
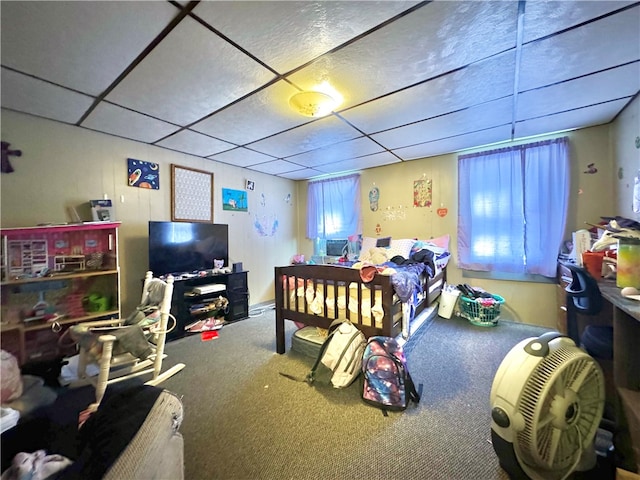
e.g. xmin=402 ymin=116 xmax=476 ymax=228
xmin=128 ymin=158 xmax=159 ymax=189
xmin=171 ymin=165 xmax=214 ymax=222
xmin=222 ymin=188 xmax=248 ymax=212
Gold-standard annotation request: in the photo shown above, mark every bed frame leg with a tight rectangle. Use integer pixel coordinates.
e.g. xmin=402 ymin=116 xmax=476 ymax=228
xmin=276 ymin=309 xmax=285 ymax=354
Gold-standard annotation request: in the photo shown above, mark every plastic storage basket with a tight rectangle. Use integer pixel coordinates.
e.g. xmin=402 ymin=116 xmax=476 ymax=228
xmin=458 ymin=294 xmax=505 ymax=327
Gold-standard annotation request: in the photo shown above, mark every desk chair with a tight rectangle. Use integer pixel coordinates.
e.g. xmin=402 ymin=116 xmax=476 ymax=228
xmin=565 ymin=264 xmax=615 ymax=423
xmin=565 ymin=263 xmax=604 ymax=344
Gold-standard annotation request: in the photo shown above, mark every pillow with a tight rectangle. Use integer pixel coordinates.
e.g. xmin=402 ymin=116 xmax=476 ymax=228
xmin=411 ymin=234 xmax=451 ymax=254
xmin=427 ymin=234 xmax=450 ymax=250
xmin=387 ymin=238 xmax=416 ymax=259
xmin=360 ymin=237 xmax=378 ymax=256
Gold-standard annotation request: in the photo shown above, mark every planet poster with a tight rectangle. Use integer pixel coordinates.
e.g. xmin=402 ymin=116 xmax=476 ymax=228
xmin=128 ymin=158 xmax=159 ymax=189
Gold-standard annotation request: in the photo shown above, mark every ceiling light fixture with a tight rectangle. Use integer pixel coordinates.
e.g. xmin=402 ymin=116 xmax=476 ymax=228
xmin=289 ymin=90 xmax=339 ymax=118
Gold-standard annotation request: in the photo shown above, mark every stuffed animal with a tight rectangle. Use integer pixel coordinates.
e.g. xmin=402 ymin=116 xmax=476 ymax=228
xmin=359 ymin=247 xmax=390 ymax=265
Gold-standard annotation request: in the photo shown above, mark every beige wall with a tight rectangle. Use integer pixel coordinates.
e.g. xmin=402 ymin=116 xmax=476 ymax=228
xmin=0 ymin=110 xmax=299 ymax=314
xmin=297 ymin=125 xmax=617 ymax=329
xmin=611 ymin=95 xmax=640 ymax=221
xmin=3 ymin=98 xmax=635 ymax=329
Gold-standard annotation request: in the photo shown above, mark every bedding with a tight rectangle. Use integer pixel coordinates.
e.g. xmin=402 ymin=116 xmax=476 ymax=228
xmin=274 ymin=256 xmax=446 ymax=354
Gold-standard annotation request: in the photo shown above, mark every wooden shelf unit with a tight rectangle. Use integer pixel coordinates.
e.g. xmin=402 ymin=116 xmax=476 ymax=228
xmin=0 ymin=222 xmax=121 ymax=365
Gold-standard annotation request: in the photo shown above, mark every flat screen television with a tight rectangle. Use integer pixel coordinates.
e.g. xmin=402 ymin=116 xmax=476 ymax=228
xmin=148 ymin=221 xmax=229 ymax=276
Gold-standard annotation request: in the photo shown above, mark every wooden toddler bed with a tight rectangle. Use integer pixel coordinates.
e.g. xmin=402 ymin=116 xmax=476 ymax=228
xmin=275 ymin=263 xmax=445 ymax=354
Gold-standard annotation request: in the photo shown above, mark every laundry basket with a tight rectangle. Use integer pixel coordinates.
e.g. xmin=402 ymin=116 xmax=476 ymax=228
xmin=458 ymin=294 xmax=505 ymax=327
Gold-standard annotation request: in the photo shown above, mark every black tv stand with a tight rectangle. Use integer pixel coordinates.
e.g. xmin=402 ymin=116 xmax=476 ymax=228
xmin=167 ymin=270 xmax=249 ymax=341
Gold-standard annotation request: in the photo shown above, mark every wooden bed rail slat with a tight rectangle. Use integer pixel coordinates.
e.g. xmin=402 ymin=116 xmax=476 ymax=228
xmin=274 ymin=264 xmax=444 ymax=354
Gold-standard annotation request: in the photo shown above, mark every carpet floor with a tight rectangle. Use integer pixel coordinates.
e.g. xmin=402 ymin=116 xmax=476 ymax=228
xmin=159 ymin=310 xmax=552 ymax=480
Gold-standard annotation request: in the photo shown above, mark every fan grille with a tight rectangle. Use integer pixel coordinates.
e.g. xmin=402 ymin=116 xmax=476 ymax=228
xmin=515 ymin=343 xmax=604 ymax=478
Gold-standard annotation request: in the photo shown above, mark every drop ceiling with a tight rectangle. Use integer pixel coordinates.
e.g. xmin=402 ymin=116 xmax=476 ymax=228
xmin=1 ymin=1 xmax=638 ymax=180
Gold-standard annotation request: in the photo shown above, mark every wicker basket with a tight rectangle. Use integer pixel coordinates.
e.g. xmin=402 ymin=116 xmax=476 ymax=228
xmin=458 ymin=294 xmax=505 ymax=327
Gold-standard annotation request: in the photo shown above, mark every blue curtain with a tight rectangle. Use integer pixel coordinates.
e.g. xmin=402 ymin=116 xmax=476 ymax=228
xmin=458 ymin=137 xmax=569 ymax=277
xmin=307 ymin=174 xmax=361 ymax=239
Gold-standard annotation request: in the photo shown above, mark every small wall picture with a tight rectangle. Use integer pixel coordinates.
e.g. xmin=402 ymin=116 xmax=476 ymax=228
xmin=413 ymin=178 xmax=432 ymax=207
xmin=222 ymin=188 xmax=248 ymax=212
xmin=128 ymin=158 xmax=159 ymax=189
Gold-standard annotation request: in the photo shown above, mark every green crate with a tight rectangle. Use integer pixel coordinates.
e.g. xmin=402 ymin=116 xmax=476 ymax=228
xmin=458 ymin=294 xmax=505 ymax=327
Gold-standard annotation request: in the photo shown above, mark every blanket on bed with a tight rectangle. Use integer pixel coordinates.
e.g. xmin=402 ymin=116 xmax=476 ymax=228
xmin=387 ymin=263 xmax=426 ymax=303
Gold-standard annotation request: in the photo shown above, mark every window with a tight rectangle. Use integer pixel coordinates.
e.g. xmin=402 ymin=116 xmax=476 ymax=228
xmin=457 ymin=137 xmax=569 ymax=278
xmin=307 ymin=174 xmax=362 ymax=255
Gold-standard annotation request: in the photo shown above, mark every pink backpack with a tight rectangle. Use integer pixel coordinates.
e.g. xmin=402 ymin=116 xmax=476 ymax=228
xmin=361 ymin=337 xmax=421 ymax=415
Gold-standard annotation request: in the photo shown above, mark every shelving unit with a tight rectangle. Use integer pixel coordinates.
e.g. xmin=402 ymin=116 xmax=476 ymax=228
xmin=168 ymin=271 xmax=249 ymax=341
xmin=0 ymin=222 xmax=121 ymax=365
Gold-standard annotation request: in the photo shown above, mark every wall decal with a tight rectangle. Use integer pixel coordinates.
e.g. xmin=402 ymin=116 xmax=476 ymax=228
xmin=128 ymin=158 xmax=159 ymax=189
xmin=413 ymin=178 xmax=432 ymax=207
xmin=222 ymin=188 xmax=248 ymax=212
xmin=583 ymin=163 xmax=598 ymax=174
xmin=633 ymin=170 xmax=640 ymax=213
xmin=382 ymin=205 xmax=408 ymax=221
xmin=369 ymin=186 xmax=379 ymax=211
xmin=254 ymin=213 xmax=279 ymax=236
xmin=1 ymin=141 xmax=22 ymax=173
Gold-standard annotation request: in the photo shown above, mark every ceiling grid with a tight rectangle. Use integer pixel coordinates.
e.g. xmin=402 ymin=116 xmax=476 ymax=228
xmin=1 ymin=0 xmax=638 ymax=180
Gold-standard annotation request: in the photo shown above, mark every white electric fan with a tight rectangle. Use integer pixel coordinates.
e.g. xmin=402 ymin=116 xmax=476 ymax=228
xmin=490 ymin=332 xmax=605 ymax=480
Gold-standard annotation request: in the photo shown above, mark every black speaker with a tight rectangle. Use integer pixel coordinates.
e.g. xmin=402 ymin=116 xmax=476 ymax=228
xmin=232 ymin=262 xmax=243 ymax=272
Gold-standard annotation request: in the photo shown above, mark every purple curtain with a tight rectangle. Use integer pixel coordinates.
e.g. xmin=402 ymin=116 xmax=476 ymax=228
xmin=458 ymin=137 xmax=569 ymax=277
xmin=307 ymin=174 xmax=361 ymax=239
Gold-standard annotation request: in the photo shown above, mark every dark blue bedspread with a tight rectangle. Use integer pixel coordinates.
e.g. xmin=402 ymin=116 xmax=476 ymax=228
xmin=385 ymin=263 xmax=426 ymax=303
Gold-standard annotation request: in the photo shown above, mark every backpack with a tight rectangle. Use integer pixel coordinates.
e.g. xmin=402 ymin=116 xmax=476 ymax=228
xmin=305 ymin=320 xmax=367 ymax=388
xmin=361 ymin=336 xmax=421 ymax=415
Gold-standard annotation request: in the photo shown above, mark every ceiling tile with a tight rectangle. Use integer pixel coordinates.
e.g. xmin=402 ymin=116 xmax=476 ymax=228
xmin=514 ymin=98 xmax=630 ymax=138
xmin=106 ymin=16 xmax=276 ymax=126
xmin=247 ymin=159 xmax=306 ymax=176
xmin=192 ymin=1 xmax=419 ymax=74
xmin=522 ymin=1 xmax=635 ymax=43
xmin=248 ymin=115 xmax=361 ymax=158
xmin=314 ymin=151 xmax=401 ymax=174
xmin=1 ymin=69 xmax=94 ymax=124
xmin=279 ymin=168 xmax=324 ymax=180
xmin=342 ymin=51 xmax=516 ymax=134
xmin=190 ymin=80 xmax=306 ymax=145
xmin=286 ymin=1 xmax=518 ymax=109
xmin=517 ymin=63 xmax=640 ymax=121
xmin=156 ymin=129 xmax=235 ymax=157
xmin=393 ymin=125 xmax=513 ymax=160
xmin=0 ymin=1 xmax=179 ymax=95
xmin=82 ymin=102 xmax=181 ymax=144
xmin=372 ymin=97 xmax=513 ymax=150
xmin=209 ymin=147 xmax=277 ymax=168
xmin=519 ymin=8 xmax=640 ymax=91
xmin=1 ymin=1 xmax=637 ymax=181
xmin=285 ymin=137 xmax=383 ymax=168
